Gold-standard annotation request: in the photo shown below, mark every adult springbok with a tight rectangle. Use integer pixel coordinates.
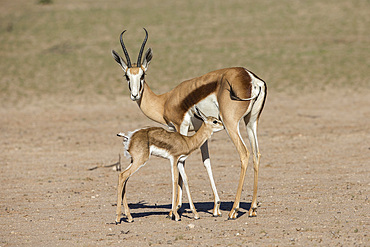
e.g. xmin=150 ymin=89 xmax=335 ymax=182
xmin=111 ymin=28 xmax=267 ymax=219
xmin=115 ymin=108 xmax=224 ymax=223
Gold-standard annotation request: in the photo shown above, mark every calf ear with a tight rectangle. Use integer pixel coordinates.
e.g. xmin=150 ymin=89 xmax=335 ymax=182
xmin=194 ymin=106 xmax=207 ymax=121
xmin=142 ymin=48 xmax=153 ymax=72
xmin=112 ymin=50 xmax=128 ymax=72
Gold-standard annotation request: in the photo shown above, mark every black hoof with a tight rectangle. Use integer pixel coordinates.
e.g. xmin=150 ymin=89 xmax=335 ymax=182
xmin=172 ymin=214 xmax=181 ymax=221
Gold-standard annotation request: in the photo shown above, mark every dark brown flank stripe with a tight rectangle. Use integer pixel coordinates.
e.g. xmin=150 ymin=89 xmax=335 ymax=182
xmin=180 ymin=81 xmax=218 ymax=113
xmin=150 ymin=137 xmax=174 ymax=151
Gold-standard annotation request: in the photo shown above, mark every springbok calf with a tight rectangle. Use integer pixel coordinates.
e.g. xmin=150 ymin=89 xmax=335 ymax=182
xmin=112 ymin=28 xmax=267 ymax=219
xmin=115 ymin=108 xmax=224 ymax=224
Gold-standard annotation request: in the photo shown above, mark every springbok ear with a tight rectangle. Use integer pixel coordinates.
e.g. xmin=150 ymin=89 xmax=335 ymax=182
xmin=111 ymin=50 xmax=128 ymax=72
xmin=142 ymin=48 xmax=153 ymax=72
xmin=195 ymin=106 xmax=207 ymax=121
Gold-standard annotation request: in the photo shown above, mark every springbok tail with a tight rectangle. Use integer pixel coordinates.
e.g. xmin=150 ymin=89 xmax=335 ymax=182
xmin=226 ymin=78 xmax=261 ymax=101
xmin=117 ymin=132 xmax=132 ymax=158
xmin=117 ymin=132 xmax=129 ymax=142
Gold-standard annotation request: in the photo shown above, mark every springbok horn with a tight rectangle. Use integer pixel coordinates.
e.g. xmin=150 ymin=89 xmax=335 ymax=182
xmin=119 ymin=30 xmax=132 ymax=68
xmin=137 ymin=28 xmax=148 ymax=67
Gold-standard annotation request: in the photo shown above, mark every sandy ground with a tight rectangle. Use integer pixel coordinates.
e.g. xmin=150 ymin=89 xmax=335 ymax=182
xmin=0 ymin=88 xmax=369 ymax=246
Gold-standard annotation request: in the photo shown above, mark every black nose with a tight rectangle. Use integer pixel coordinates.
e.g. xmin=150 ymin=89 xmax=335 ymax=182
xmin=131 ymin=94 xmax=139 ymax=100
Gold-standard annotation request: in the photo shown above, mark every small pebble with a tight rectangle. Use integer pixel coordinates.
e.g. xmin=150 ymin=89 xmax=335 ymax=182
xmin=187 ymin=224 xmax=195 ymax=229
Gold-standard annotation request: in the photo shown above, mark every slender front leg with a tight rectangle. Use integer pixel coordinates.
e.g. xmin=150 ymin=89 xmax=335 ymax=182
xmin=175 ymin=161 xmax=184 ymax=211
xmin=170 ymin=158 xmax=180 ymax=221
xmin=175 ymin=123 xmax=190 ymax=210
xmin=177 ymin=160 xmax=200 ymax=219
xmin=200 ymin=141 xmax=221 ymax=216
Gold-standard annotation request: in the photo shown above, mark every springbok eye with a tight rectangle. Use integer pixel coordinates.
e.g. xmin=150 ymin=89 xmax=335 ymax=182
xmin=125 ymin=75 xmax=130 ymax=81
xmin=213 ymin=120 xmax=218 ymax=124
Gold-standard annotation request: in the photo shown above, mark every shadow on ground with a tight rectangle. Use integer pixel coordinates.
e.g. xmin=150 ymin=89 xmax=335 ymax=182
xmin=118 ymin=201 xmax=251 ymax=221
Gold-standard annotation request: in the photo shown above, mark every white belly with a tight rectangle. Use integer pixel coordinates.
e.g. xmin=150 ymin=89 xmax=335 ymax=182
xmin=194 ymin=93 xmax=219 ymax=118
xmin=150 ymin=145 xmax=172 ymax=159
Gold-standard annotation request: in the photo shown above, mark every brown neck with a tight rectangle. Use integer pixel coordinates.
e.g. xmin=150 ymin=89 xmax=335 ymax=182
xmin=136 ymin=82 xmax=168 ymax=125
xmin=185 ymin=123 xmax=213 ymax=152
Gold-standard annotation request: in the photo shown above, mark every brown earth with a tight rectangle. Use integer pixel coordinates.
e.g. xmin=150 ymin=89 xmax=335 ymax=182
xmin=0 ymin=88 xmax=369 ymax=246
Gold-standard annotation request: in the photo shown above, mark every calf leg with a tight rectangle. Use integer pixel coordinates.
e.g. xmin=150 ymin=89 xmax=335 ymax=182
xmin=178 ymin=159 xmax=199 ymax=219
xmin=116 ymin=156 xmax=148 ymax=224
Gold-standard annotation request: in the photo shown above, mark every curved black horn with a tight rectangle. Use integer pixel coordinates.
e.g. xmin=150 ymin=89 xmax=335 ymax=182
xmin=119 ymin=30 xmax=132 ymax=68
xmin=137 ymin=28 xmax=148 ymax=67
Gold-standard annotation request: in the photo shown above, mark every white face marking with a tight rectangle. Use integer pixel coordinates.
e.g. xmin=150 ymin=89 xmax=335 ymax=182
xmin=204 ymin=118 xmax=224 ymax=133
xmin=126 ymin=68 xmax=145 ymax=101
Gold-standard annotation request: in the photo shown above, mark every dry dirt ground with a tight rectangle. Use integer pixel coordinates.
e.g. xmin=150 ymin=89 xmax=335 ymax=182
xmin=0 ymin=89 xmax=369 ymax=246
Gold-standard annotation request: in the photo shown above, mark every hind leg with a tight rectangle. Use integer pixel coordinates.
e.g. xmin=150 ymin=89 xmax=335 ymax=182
xmin=245 ymin=116 xmax=261 ymax=217
xmin=222 ymin=118 xmax=250 ymax=220
xmin=173 ymin=123 xmax=191 ymax=212
xmin=116 ymin=156 xmax=148 ymax=224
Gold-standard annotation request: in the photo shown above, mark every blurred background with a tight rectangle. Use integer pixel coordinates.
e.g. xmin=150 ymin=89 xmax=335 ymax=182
xmin=1 ymin=0 xmax=369 ymax=106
